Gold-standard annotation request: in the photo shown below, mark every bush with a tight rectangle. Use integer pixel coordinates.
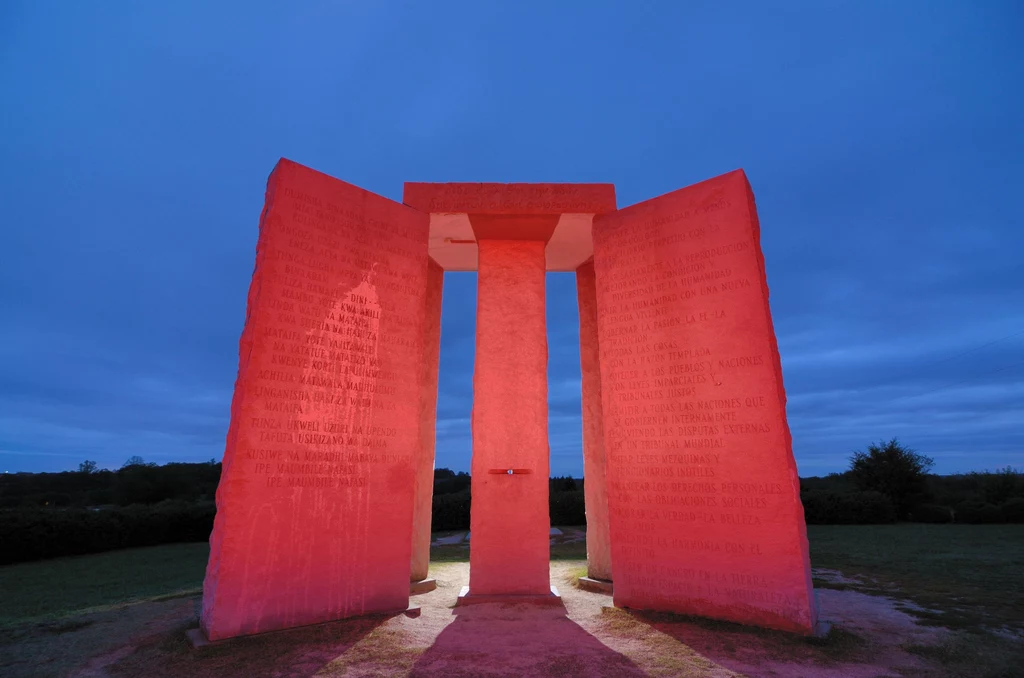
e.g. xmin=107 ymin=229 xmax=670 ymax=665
xmin=955 ymin=501 xmax=1004 ymax=524
xmin=431 ymin=491 xmax=470 ymax=531
xmin=550 ymin=476 xmax=579 ymax=492
xmin=549 ymin=489 xmax=586 ymax=526
xmin=0 ymin=501 xmax=215 ymax=565
xmin=977 ymin=467 xmax=1024 ymax=505
xmin=0 ymin=462 xmax=221 ymax=508
xmin=1001 ymin=498 xmax=1024 ymax=523
xmin=908 ymin=503 xmax=954 ymax=523
xmin=801 ymin=490 xmax=897 ymax=524
xmin=433 ymin=469 xmax=471 ymax=496
xmin=429 ymin=489 xmax=588 ymax=532
xmin=848 ymin=438 xmax=934 ymax=519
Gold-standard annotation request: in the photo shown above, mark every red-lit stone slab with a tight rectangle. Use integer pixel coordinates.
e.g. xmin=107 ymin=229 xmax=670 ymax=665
xmin=402 ymin=183 xmax=617 ymax=273
xmin=469 ymin=240 xmax=550 ymax=596
xmin=467 ymin=214 xmax=561 ymax=244
xmin=403 ymin=183 xmax=616 ymax=215
xmin=411 ymin=260 xmax=444 ymax=583
xmin=201 ymin=158 xmax=430 ymax=641
xmin=577 ymin=260 xmax=612 ymax=582
xmin=591 ymin=169 xmax=819 ymax=635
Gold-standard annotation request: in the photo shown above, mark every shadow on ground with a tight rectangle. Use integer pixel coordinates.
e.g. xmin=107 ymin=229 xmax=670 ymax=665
xmin=81 ymin=608 xmax=392 ymax=678
xmin=411 ymin=605 xmax=645 ymax=677
xmin=1 ymin=557 xmax=1002 ymax=678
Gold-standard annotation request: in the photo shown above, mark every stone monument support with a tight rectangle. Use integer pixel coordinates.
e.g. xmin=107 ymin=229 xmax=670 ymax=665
xmin=410 ymin=259 xmax=444 ymax=586
xmin=576 ymin=260 xmax=612 ymax=582
xmin=200 ymin=159 xmax=430 ymax=642
xmin=469 ymin=239 xmax=551 ymax=595
xmin=592 ymin=169 xmax=819 ymax=635
xmin=401 ymin=183 xmax=615 ymax=600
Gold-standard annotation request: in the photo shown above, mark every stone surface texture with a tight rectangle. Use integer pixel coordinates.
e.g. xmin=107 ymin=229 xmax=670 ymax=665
xmin=469 ymin=240 xmax=550 ymax=595
xmin=576 ymin=260 xmax=613 ymax=582
xmin=201 ymin=158 xmax=430 ymax=641
xmin=591 ymin=169 xmax=819 ymax=634
xmin=411 ymin=259 xmax=444 ymax=581
xmin=204 ymin=166 xmax=819 ymax=639
xmin=402 ymin=182 xmax=617 ymax=272
xmin=403 ymin=182 xmax=616 ymax=215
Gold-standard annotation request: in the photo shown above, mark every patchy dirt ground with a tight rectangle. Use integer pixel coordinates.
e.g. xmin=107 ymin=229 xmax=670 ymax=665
xmin=0 ymin=559 xmax=976 ymax=678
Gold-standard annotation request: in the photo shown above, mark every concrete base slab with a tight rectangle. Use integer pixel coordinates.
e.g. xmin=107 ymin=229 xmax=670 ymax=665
xmin=186 ymin=628 xmax=212 ymax=648
xmin=186 ymin=605 xmax=421 ymax=648
xmin=410 ymin=578 xmax=437 ymax=595
xmin=578 ymin=576 xmax=613 ymax=594
xmin=455 ymin=585 xmax=563 ymax=607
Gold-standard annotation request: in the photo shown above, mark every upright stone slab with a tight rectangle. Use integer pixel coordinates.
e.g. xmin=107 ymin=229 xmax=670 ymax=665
xmin=202 ymin=158 xmax=430 ymax=641
xmin=411 ymin=259 xmax=443 ymax=583
xmin=576 ymin=260 xmax=612 ymax=582
xmin=401 ymin=182 xmax=616 ymax=598
xmin=592 ymin=169 xmax=818 ymax=634
xmin=469 ymin=239 xmax=551 ymax=595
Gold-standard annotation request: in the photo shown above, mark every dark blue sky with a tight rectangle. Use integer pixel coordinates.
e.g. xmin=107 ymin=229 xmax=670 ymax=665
xmin=2 ymin=2 xmax=1021 ymax=476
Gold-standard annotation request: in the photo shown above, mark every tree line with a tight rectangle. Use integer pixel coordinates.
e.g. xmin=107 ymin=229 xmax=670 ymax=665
xmin=0 ymin=462 xmax=579 ymax=509
xmin=1 ymin=440 xmax=1021 ymax=565
xmin=800 ymin=438 xmax=1024 ymax=524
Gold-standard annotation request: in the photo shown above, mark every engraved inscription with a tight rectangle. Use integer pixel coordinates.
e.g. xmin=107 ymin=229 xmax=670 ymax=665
xmin=592 ymin=173 xmax=815 ymax=632
xmin=236 ymin=175 xmax=427 ymax=490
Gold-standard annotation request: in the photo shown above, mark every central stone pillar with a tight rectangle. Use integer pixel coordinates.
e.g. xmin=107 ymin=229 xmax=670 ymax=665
xmin=469 ymin=239 xmax=550 ymax=595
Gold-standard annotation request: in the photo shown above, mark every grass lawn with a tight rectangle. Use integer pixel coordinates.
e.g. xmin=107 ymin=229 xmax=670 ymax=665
xmin=431 ymin=529 xmax=588 ymax=562
xmin=0 ymin=543 xmax=209 ymax=627
xmin=2 ymin=524 xmax=1020 ymax=632
xmin=1 ymin=525 xmax=1022 ymax=678
xmin=807 ymin=524 xmax=1024 ymax=632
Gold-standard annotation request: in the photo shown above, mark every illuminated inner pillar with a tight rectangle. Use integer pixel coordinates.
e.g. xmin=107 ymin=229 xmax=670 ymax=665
xmin=469 ymin=239 xmax=550 ymax=595
xmin=576 ymin=260 xmax=612 ymax=582
xmin=411 ymin=259 xmax=444 ymax=583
